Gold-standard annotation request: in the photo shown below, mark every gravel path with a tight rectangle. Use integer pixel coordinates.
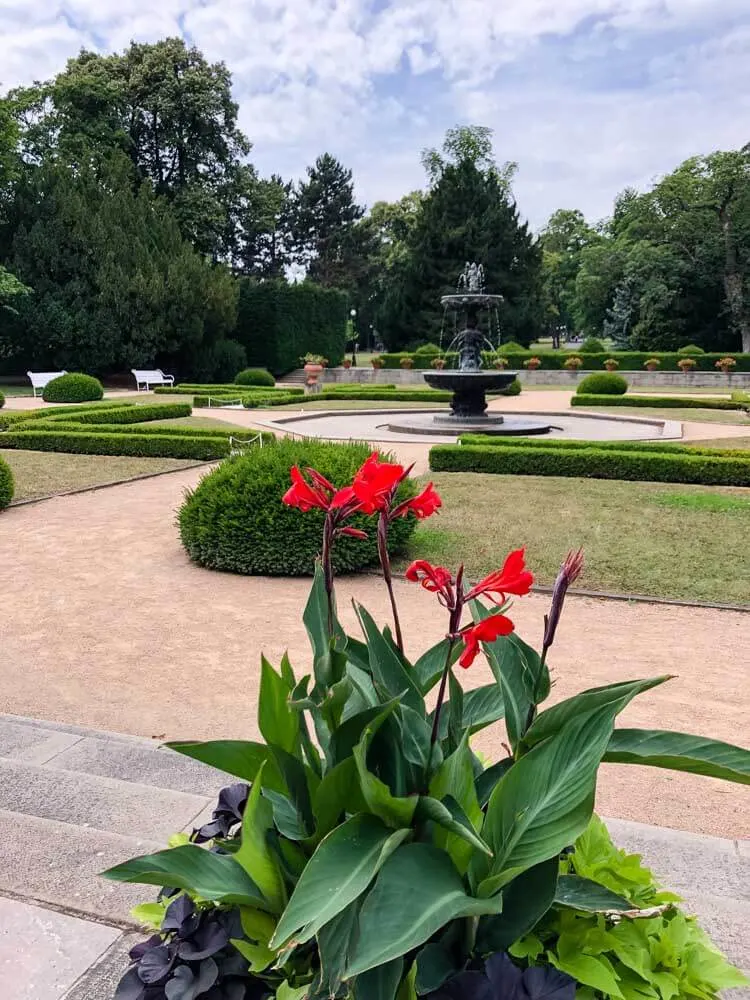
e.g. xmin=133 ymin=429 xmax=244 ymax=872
xmin=0 ymin=465 xmax=747 ymax=838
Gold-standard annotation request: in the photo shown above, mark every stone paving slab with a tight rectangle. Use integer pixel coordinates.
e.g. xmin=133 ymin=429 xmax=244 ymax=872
xmin=0 ymin=717 xmax=83 ymax=763
xmin=0 ymin=758 xmax=211 ymax=840
xmin=0 ymin=897 xmax=119 ymax=1000
xmin=62 ymin=932 xmax=138 ymax=1000
xmin=45 ymin=736 xmax=227 ymax=797
xmin=0 ymin=810 xmax=162 ymax=925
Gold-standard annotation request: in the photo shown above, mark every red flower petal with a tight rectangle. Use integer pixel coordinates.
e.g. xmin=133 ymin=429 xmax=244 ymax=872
xmin=405 ymin=560 xmax=454 ymax=593
xmin=459 ymin=614 xmax=515 ymax=668
xmin=466 ymin=547 xmax=534 ymax=602
xmin=281 ymin=466 xmax=330 ymax=511
xmin=395 ymin=482 xmax=442 ymax=520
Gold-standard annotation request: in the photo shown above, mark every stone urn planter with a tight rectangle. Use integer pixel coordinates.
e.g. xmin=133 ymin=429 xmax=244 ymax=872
xmin=644 ymin=359 xmax=660 ymax=371
xmin=342 ymin=359 xmax=352 ymax=370
xmin=678 ymin=358 xmax=697 ymax=373
xmin=524 ymin=357 xmax=542 ymax=370
xmin=715 ymin=357 xmax=737 ymax=375
xmin=304 ymin=363 xmax=324 ymax=393
xmin=371 ymin=357 xmax=384 ymax=369
xmin=604 ymin=359 xmax=620 ymax=371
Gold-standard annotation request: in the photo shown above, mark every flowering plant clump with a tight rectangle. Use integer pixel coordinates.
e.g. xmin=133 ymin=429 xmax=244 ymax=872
xmin=301 ymin=353 xmax=328 ymax=367
xmin=401 ymin=357 xmax=414 ymax=369
xmin=603 ymin=358 xmax=619 ymax=371
xmin=106 ymin=453 xmax=750 ymax=1000
xmin=432 ymin=356 xmax=447 ymax=369
xmin=563 ymin=356 xmax=583 ymax=370
xmin=523 ymin=356 xmax=542 ymax=369
xmin=371 ymin=356 xmax=385 ymax=369
xmin=493 ymin=356 xmax=509 ymax=369
xmin=644 ymin=358 xmax=661 ymax=370
xmin=716 ymin=357 xmax=737 ymax=372
xmin=678 ymin=357 xmax=697 ymax=372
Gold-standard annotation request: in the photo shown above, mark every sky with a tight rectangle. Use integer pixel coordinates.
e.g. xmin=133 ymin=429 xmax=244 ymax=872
xmin=1 ymin=0 xmax=749 ymax=229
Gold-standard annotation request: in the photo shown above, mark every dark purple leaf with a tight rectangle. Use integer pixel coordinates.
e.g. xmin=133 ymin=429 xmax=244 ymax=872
xmin=178 ymin=921 xmax=229 ymax=960
xmin=139 ymin=944 xmax=175 ymax=984
xmin=130 ymin=935 xmax=163 ymax=962
xmin=163 ymin=895 xmax=197 ymax=935
xmin=165 ymin=959 xmax=219 ymax=1000
xmin=519 ymin=967 xmax=577 ymax=1000
xmin=486 ymin=952 xmax=524 ymax=996
xmin=194 ymin=785 xmax=249 ymax=843
xmin=429 ymin=971 xmax=494 ymax=1000
xmin=115 ymin=967 xmax=146 ymax=1000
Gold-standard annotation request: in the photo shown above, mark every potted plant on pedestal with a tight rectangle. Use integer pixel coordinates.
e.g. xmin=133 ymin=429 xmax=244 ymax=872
xmin=105 ymin=455 xmax=749 ymax=1000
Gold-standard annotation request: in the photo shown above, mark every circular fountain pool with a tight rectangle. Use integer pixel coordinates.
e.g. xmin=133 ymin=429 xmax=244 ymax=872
xmin=255 ymin=408 xmax=682 ymax=445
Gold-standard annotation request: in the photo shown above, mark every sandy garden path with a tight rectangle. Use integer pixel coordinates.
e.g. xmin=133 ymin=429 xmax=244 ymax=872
xmin=0 ymin=465 xmax=747 ymax=839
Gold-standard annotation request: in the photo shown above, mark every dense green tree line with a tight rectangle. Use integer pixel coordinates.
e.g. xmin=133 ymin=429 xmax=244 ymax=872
xmin=1 ymin=34 xmax=748 ymax=377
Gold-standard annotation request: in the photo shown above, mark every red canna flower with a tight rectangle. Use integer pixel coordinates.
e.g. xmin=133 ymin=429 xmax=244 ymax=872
xmin=458 ymin=613 xmax=515 ymax=668
xmin=392 ymin=482 xmax=442 ymax=520
xmin=350 ymin=452 xmax=408 ymax=513
xmin=465 ymin=547 xmax=534 ymax=604
xmin=282 ymin=466 xmax=360 ymax=514
xmin=405 ymin=560 xmax=454 ymax=594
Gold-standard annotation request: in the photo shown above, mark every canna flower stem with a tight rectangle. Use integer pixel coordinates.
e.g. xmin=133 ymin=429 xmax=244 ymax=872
xmin=321 ymin=514 xmax=336 ymax=637
xmin=377 ymin=512 xmax=404 ymax=652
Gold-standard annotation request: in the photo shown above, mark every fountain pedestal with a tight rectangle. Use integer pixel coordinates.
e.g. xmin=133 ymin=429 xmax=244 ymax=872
xmin=423 ymin=369 xmax=516 ymax=423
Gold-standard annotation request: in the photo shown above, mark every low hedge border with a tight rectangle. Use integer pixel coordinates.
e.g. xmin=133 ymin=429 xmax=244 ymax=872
xmin=429 ymin=443 xmax=750 ymax=486
xmin=572 ymin=394 xmax=749 ymax=411
xmin=42 ymin=402 xmax=193 ymax=425
xmin=154 ymin=384 xmax=302 ymax=396
xmin=459 ymin=434 xmax=750 ymax=460
xmin=0 ymin=429 xmax=232 ymax=461
xmin=25 ymin=420 xmax=274 ymax=443
xmin=0 ymin=401 xmax=137 ymax=429
xmin=378 ymin=351 xmax=750 ymax=372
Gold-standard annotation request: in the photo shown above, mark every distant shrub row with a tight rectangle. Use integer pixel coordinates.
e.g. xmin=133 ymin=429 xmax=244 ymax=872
xmin=572 ymin=394 xmax=749 ymax=412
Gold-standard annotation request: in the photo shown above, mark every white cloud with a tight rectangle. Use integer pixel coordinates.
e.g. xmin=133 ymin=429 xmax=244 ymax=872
xmin=0 ymin=0 xmax=747 ymax=226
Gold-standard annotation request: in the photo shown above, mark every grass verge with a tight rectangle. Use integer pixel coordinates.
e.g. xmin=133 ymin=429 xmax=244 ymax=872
xmin=396 ymin=472 xmax=750 ymax=605
xmin=577 ymin=405 xmax=749 ymax=424
xmin=1 ymin=449 xmax=199 ymax=502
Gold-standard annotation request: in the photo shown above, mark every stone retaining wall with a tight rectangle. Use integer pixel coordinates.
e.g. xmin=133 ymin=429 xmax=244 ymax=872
xmin=310 ymin=367 xmax=750 ymax=389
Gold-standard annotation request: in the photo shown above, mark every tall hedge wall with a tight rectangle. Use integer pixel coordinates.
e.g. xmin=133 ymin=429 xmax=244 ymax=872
xmin=234 ymin=280 xmax=348 ymax=376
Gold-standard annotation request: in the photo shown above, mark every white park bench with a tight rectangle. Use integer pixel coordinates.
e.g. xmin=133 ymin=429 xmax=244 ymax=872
xmin=27 ymin=371 xmax=67 ymax=398
xmin=131 ymin=369 xmax=174 ymax=391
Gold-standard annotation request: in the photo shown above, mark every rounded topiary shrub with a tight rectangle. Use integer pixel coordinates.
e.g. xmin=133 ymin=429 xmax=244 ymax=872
xmin=678 ymin=344 xmax=705 ymax=355
xmin=576 ymin=372 xmax=628 ymax=395
xmin=579 ymin=337 xmax=605 ymax=353
xmin=414 ymin=343 xmax=442 ymax=356
xmin=0 ymin=457 xmax=14 ymax=510
xmin=235 ymin=368 xmax=275 ymax=387
xmin=499 ymin=378 xmax=521 ymax=396
xmin=42 ymin=373 xmax=103 ymax=403
xmin=179 ymin=439 xmax=418 ymax=576
xmin=0 ymin=390 xmax=5 ymax=409
xmin=499 ymin=341 xmax=528 ymax=353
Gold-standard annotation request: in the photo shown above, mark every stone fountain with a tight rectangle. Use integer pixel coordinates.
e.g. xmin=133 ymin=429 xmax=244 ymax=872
xmin=389 ymin=263 xmax=551 ymax=436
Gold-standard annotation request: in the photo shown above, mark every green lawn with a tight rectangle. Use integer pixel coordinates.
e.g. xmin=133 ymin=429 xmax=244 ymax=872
xmin=0 ymin=384 xmax=34 ymax=396
xmin=396 ymin=472 xmax=750 ymax=605
xmin=147 ymin=415 xmax=253 ymax=432
xmin=1 ymin=449 xmax=199 ymax=502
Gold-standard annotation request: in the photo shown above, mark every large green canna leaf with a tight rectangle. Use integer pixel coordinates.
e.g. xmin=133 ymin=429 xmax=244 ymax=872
xmin=269 ymin=745 xmax=315 ymax=837
xmin=429 ymin=736 xmax=484 ymax=871
xmin=555 ymin=874 xmax=632 ymax=912
xmin=164 ymin=740 xmax=286 ymax=792
xmin=414 ymin=796 xmax=492 ymax=859
xmin=522 ymin=677 xmax=672 ymax=749
xmin=312 ymin=757 xmax=367 ymax=838
xmin=355 ymin=604 xmax=424 ymax=714
xmin=604 ymin=729 xmax=750 ymax=784
xmin=481 ymin=703 xmax=617 ymax=891
xmin=432 ymin=683 xmax=505 ymax=741
xmin=259 ymin=657 xmax=300 ymax=756
xmin=330 ymin=701 xmax=399 ymax=765
xmin=270 ymin=813 xmax=409 ymax=949
xmin=413 ymin=637 xmax=459 ymax=694
xmin=345 ymin=843 xmax=504 ymax=978
xmin=475 ymin=758 xmax=513 ymax=808
xmin=354 ymin=959 xmax=404 ymax=1000
xmin=101 ymin=845 xmax=268 ymax=908
xmin=354 ymin=737 xmax=418 ymax=828
xmin=234 ymin=763 xmax=286 ymax=913
xmin=317 ymin=897 xmax=364 ymax=996
xmin=476 ymin=856 xmax=559 ymax=953
xmin=475 ymin=605 xmax=549 ymax=750
xmin=304 ymin=561 xmax=346 ymax=689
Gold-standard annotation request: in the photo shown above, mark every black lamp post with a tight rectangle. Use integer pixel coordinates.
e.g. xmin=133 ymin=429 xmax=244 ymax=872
xmin=350 ymin=308 xmax=358 ymax=366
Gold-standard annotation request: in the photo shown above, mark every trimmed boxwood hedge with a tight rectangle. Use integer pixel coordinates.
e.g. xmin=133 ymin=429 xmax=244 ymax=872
xmin=572 ymin=394 xmax=749 ymax=411
xmin=0 ymin=401 xmax=137 ymax=429
xmin=458 ymin=434 xmax=750 ymax=458
xmin=1 ymin=429 xmax=231 ymax=460
xmin=42 ymin=373 xmax=104 ymax=402
xmin=430 ymin=443 xmax=750 ymax=486
xmin=43 ymin=402 xmax=192 ymax=425
xmin=179 ymin=438 xmax=418 ymax=576
xmin=576 ymin=373 xmax=628 ymax=395
xmin=27 ymin=419 xmax=274 ymax=444
xmin=377 ymin=350 xmax=750 ymax=372
xmin=0 ymin=456 xmax=13 ymax=509
xmin=235 ymin=368 xmax=275 ymax=387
